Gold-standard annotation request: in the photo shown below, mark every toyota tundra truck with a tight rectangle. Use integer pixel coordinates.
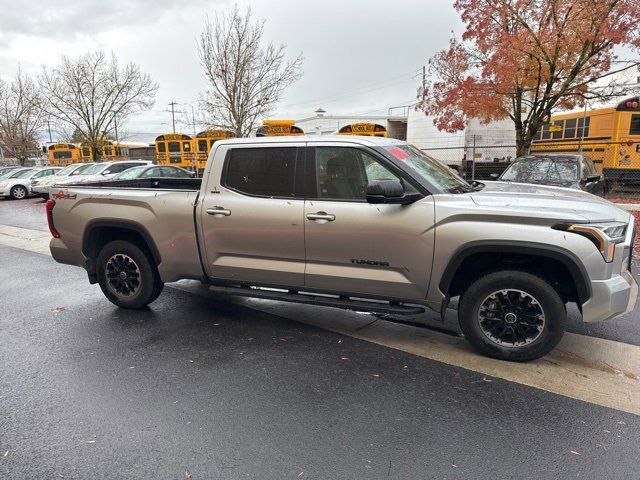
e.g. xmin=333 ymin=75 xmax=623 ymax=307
xmin=46 ymin=136 xmax=638 ymax=361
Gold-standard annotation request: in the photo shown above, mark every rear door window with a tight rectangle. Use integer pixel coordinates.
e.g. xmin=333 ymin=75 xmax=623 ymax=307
xmin=224 ymin=147 xmax=297 ymax=197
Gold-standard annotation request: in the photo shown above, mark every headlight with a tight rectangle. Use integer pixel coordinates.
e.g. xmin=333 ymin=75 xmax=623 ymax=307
xmin=554 ymin=221 xmax=627 ymax=262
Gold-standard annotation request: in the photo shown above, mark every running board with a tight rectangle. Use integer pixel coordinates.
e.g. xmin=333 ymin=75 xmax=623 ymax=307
xmin=207 ymin=285 xmax=425 ymax=315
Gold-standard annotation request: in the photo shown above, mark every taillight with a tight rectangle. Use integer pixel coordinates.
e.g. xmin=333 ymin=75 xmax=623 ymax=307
xmin=46 ymin=199 xmax=60 ymax=238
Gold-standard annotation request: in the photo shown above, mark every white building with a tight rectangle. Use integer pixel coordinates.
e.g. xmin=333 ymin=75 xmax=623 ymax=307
xmin=295 ymin=108 xmax=390 ymax=136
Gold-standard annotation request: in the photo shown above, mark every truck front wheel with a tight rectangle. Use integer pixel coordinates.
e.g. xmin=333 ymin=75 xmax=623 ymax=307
xmin=458 ymin=270 xmax=566 ymax=362
xmin=96 ymin=240 xmax=164 ymax=309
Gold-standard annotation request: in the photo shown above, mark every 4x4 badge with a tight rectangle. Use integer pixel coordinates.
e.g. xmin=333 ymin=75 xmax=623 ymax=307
xmin=52 ymin=191 xmax=77 ymax=200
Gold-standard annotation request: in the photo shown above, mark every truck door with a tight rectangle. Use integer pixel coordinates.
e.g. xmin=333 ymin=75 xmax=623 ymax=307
xmin=198 ymin=143 xmax=306 ymax=287
xmin=303 ymin=144 xmax=435 ymax=301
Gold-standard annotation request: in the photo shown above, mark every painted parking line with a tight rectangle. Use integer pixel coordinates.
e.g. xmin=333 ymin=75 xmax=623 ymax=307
xmin=2 ymin=224 xmax=640 ymax=416
xmin=0 ymin=224 xmax=51 ymax=256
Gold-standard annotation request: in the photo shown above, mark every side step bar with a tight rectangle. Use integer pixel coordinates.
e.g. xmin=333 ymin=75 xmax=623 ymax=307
xmin=207 ymin=285 xmax=425 ymax=316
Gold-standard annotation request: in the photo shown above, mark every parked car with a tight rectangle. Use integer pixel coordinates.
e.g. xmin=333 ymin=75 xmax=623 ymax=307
xmin=53 ymin=160 xmax=153 ymax=186
xmin=111 ymin=165 xmax=195 ymax=180
xmin=494 ymin=154 xmax=604 ymax=195
xmin=47 ymin=136 xmax=637 ymax=362
xmin=0 ymin=167 xmax=62 ymax=199
xmin=31 ymin=163 xmax=94 ymax=199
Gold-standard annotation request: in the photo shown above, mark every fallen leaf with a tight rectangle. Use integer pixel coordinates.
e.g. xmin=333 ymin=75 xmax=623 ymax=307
xmin=340 ymin=357 xmax=349 ymax=360
xmin=482 ymin=377 xmax=492 ymax=383
xmin=3 ymin=450 xmax=8 ymax=457
xmin=86 ymin=440 xmax=96 ymax=444
xmin=618 ymin=421 xmax=627 ymax=425
xmin=372 ymin=374 xmax=380 ymax=378
xmin=570 ymin=450 xmax=580 ymax=456
xmin=298 ymin=472 xmax=304 ymax=477
xmin=54 ymin=307 xmax=65 ymax=313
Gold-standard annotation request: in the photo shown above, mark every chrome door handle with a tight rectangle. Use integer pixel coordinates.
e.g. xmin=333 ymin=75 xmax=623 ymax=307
xmin=206 ymin=207 xmax=231 ymax=216
xmin=306 ymin=212 xmax=335 ymax=222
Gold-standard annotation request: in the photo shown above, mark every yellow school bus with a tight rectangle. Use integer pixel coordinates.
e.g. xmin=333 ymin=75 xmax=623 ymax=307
xmin=155 ymin=133 xmax=197 ymax=170
xmin=531 ymin=97 xmax=640 ymax=182
xmin=47 ymin=143 xmax=82 ymax=166
xmin=79 ymin=140 xmax=133 ymax=162
xmin=256 ymin=119 xmax=304 ymax=137
xmin=195 ymin=129 xmax=235 ymax=170
xmin=334 ymin=122 xmax=387 ymax=137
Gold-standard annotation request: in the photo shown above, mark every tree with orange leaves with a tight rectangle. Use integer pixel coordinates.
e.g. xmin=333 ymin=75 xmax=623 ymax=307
xmin=417 ymin=0 xmax=640 ymax=156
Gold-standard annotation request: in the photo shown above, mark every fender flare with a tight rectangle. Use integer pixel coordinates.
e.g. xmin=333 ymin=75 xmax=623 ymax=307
xmin=438 ymin=240 xmax=592 ymax=304
xmin=82 ymin=219 xmax=162 ymax=267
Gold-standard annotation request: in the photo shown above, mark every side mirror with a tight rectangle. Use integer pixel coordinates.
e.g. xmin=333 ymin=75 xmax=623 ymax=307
xmin=490 ymin=173 xmax=499 ymax=180
xmin=102 ymin=170 xmax=111 ymax=175
xmin=585 ymin=174 xmax=601 ymax=183
xmin=365 ymin=179 xmax=421 ymax=205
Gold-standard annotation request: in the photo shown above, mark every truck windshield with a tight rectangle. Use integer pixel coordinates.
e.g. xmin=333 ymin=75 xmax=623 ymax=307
xmin=381 ymin=144 xmax=471 ymax=193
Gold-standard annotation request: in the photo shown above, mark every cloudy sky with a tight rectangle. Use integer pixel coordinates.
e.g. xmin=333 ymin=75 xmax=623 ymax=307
xmin=0 ymin=0 xmax=462 ymax=142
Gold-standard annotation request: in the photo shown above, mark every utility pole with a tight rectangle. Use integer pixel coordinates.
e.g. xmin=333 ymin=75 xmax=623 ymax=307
xmin=168 ymin=101 xmax=178 ymax=133
xmin=46 ymin=119 xmax=52 ymax=143
xmin=578 ymin=101 xmax=588 ymax=156
xmin=422 ymin=65 xmax=426 ymax=93
xmin=190 ymin=104 xmax=196 ymax=136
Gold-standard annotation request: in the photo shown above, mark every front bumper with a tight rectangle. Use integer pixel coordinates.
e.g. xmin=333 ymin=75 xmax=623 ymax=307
xmin=582 ymin=270 xmax=638 ymax=322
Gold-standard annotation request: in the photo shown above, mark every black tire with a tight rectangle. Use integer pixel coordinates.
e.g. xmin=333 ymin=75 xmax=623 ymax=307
xmin=10 ymin=185 xmax=28 ymax=200
xmin=458 ymin=270 xmax=566 ymax=362
xmin=96 ymin=240 xmax=163 ymax=309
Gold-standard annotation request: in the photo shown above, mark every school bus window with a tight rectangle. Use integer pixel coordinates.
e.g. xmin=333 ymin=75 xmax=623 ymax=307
xmin=82 ymin=148 xmax=90 ymax=156
xmin=183 ymin=142 xmax=191 ymax=151
xmin=541 ymin=122 xmax=551 ymax=140
xmin=552 ymin=120 xmax=564 ymax=140
xmin=198 ymin=140 xmax=207 ymax=152
xmin=157 ymin=142 xmax=166 ymax=153
xmin=630 ymin=115 xmax=640 ymax=135
xmin=577 ymin=117 xmax=590 ymax=138
xmin=564 ymin=118 xmax=577 ymax=138
xmin=104 ymin=146 xmax=112 ymax=156
xmin=168 ymin=141 xmax=180 ymax=153
xmin=209 ymin=140 xmax=216 ymax=149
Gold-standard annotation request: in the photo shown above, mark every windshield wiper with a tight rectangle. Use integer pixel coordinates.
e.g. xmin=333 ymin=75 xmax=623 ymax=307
xmin=470 ymin=180 xmax=485 ymax=191
xmin=448 ymin=184 xmax=474 ymax=194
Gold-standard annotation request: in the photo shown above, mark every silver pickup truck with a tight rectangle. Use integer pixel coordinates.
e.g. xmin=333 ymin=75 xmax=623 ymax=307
xmin=47 ymin=136 xmax=637 ymax=361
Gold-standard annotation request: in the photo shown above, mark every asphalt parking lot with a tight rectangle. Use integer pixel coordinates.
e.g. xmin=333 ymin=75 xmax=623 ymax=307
xmin=1 ymin=197 xmax=640 ymax=479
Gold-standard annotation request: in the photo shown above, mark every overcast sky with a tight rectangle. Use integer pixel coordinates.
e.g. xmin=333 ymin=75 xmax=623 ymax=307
xmin=0 ymin=0 xmax=462 ymax=142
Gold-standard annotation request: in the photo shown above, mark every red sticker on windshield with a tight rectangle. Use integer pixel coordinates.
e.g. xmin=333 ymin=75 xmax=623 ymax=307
xmin=388 ymin=147 xmax=408 ymax=160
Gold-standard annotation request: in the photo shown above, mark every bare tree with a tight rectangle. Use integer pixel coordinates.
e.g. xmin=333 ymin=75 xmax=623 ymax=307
xmin=198 ymin=5 xmax=303 ymax=137
xmin=39 ymin=51 xmax=158 ymax=160
xmin=0 ymin=69 xmax=46 ymax=165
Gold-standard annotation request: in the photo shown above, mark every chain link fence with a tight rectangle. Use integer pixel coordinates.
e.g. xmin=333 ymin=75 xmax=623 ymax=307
xmin=419 ymin=136 xmax=640 ymax=201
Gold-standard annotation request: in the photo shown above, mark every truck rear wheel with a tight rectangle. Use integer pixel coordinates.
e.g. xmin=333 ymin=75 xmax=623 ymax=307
xmin=96 ymin=240 xmax=163 ymax=309
xmin=458 ymin=270 xmax=566 ymax=362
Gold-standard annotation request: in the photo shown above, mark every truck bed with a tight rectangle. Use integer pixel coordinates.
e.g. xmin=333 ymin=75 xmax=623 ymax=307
xmin=58 ymin=178 xmax=202 ymax=190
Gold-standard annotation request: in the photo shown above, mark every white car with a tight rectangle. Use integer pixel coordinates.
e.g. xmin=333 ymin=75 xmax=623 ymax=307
xmin=0 ymin=167 xmax=62 ymax=200
xmin=31 ymin=163 xmax=93 ymax=198
xmin=53 ymin=160 xmax=153 ymax=186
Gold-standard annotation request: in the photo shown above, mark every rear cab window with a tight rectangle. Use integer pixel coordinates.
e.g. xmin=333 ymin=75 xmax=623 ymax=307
xmin=223 ymin=147 xmax=299 ymax=198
